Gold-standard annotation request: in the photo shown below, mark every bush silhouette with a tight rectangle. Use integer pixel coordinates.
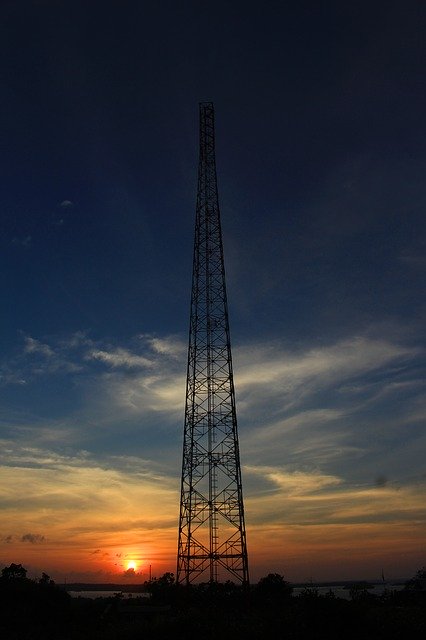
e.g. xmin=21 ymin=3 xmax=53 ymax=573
xmin=0 ymin=563 xmax=70 ymax=639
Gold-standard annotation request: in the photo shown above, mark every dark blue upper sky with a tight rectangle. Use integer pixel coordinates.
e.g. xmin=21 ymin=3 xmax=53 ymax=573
xmin=1 ymin=0 xmax=424 ymax=347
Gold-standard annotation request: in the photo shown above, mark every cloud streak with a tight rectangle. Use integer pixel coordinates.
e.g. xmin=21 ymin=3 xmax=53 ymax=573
xmin=235 ymin=336 xmax=419 ymax=413
xmin=86 ymin=347 xmax=153 ymax=369
xmin=21 ymin=533 xmax=45 ymax=544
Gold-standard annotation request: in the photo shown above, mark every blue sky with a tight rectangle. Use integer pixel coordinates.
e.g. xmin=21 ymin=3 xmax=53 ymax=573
xmin=0 ymin=0 xmax=425 ymax=582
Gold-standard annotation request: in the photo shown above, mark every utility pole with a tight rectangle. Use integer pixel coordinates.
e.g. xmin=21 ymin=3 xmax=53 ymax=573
xmin=177 ymin=103 xmax=249 ymax=585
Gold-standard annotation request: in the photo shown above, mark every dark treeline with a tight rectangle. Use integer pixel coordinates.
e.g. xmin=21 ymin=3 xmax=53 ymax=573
xmin=61 ymin=583 xmax=146 ymax=592
xmin=1 ymin=564 xmax=425 ymax=639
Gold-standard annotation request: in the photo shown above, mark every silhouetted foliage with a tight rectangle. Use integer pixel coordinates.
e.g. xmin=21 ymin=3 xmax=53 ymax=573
xmin=145 ymin=571 xmax=176 ymax=604
xmin=39 ymin=571 xmax=55 ymax=586
xmin=1 ymin=562 xmax=27 ymax=581
xmin=0 ymin=563 xmax=71 ymax=640
xmin=1 ymin=564 xmax=426 ymax=639
xmin=298 ymin=585 xmax=320 ymax=599
xmin=255 ymin=572 xmax=293 ymax=602
xmin=349 ymin=581 xmax=375 ymax=601
xmin=405 ymin=566 xmax=426 ymax=591
xmin=179 ymin=578 xmax=247 ymax=611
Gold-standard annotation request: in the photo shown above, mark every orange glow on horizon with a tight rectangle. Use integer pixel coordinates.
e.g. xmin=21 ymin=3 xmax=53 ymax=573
xmin=1 ymin=451 xmax=425 ymax=583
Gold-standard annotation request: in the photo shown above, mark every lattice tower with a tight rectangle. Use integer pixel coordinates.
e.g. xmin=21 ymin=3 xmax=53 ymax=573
xmin=177 ymin=102 xmax=249 ymax=585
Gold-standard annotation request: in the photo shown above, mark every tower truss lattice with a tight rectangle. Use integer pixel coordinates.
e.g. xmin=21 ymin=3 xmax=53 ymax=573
xmin=177 ymin=102 xmax=249 ymax=585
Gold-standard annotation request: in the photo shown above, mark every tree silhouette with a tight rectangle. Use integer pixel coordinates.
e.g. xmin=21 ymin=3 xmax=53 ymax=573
xmin=405 ymin=567 xmax=426 ymax=591
xmin=39 ymin=572 xmax=55 ymax=586
xmin=256 ymin=572 xmax=293 ymax=601
xmin=146 ymin=572 xmax=175 ymax=603
xmin=1 ymin=563 xmax=27 ymax=581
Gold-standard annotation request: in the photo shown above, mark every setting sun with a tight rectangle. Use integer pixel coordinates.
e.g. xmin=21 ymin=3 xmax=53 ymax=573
xmin=127 ymin=560 xmax=137 ymax=571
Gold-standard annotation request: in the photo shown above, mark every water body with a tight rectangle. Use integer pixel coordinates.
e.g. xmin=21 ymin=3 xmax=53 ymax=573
xmin=292 ymin=583 xmax=405 ymax=600
xmin=69 ymin=584 xmax=405 ymax=600
xmin=68 ymin=591 xmax=150 ymax=599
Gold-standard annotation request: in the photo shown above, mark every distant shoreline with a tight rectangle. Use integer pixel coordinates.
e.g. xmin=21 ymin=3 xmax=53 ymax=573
xmin=59 ymin=583 xmax=147 ymax=592
xmin=59 ymin=579 xmax=408 ymax=592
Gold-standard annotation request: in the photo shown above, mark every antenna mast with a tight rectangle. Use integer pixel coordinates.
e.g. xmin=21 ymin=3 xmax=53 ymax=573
xmin=177 ymin=103 xmax=249 ymax=585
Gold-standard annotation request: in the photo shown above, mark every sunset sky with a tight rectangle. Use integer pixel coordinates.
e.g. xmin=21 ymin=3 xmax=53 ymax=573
xmin=1 ymin=1 xmax=425 ymax=583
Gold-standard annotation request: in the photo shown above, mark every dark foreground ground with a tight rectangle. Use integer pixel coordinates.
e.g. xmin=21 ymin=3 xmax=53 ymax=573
xmin=1 ymin=577 xmax=425 ymax=640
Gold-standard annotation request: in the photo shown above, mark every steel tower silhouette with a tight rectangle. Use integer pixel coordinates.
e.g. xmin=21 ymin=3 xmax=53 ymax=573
xmin=177 ymin=103 xmax=249 ymax=585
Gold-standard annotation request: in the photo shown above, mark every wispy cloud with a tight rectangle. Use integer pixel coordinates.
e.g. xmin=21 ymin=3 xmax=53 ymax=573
xmin=232 ymin=336 xmax=424 ymax=478
xmin=0 ymin=333 xmax=84 ymax=382
xmin=86 ymin=347 xmax=153 ymax=369
xmin=244 ymin=463 xmax=426 ymax=530
xmin=139 ymin=334 xmax=186 ymax=358
xmin=87 ymin=370 xmax=185 ymax=420
xmin=235 ymin=336 xmax=419 ymax=413
xmin=2 ymin=330 xmax=423 ymax=470
xmin=245 ymin=464 xmax=342 ymax=495
xmin=24 ymin=336 xmax=54 ymax=358
xmin=21 ymin=533 xmax=45 ymax=544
